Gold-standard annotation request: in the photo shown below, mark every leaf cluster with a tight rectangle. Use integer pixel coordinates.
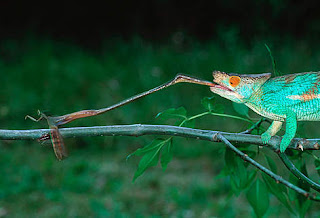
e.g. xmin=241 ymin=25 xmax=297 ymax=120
xmin=127 ymin=93 xmax=320 ymax=217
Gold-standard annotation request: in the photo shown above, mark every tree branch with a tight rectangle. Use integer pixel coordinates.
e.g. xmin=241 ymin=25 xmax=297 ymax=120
xmin=217 ymin=134 xmax=320 ymax=201
xmin=0 ymin=124 xmax=319 ymax=151
xmin=278 ymin=153 xmax=320 ymax=192
xmin=240 ymin=118 xmax=269 ymax=134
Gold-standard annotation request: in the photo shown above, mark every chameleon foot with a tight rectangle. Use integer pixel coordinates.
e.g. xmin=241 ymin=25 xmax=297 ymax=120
xmin=261 ymin=120 xmax=283 ymax=144
xmin=261 ymin=132 xmax=272 ymax=144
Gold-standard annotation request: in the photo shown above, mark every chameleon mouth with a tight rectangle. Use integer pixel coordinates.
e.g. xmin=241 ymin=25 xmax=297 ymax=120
xmin=210 ymin=82 xmax=245 ymax=103
xmin=210 ymin=83 xmax=234 ymax=92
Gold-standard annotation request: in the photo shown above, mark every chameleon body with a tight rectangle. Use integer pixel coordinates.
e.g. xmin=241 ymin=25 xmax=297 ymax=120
xmin=210 ymin=71 xmax=320 ymax=152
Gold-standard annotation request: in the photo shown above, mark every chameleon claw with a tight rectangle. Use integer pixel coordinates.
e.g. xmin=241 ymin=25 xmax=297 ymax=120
xmin=212 ymin=132 xmax=219 ymax=141
xmin=261 ymin=132 xmax=272 ymax=144
xmin=298 ymin=144 xmax=304 ymax=151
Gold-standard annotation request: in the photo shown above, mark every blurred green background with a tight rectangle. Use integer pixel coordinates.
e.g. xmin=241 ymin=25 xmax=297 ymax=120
xmin=0 ymin=36 xmax=320 ymax=217
xmin=1 ymin=1 xmax=320 ymax=217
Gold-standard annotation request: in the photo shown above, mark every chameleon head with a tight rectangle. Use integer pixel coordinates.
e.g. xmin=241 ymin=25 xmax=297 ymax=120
xmin=210 ymin=71 xmax=271 ymax=103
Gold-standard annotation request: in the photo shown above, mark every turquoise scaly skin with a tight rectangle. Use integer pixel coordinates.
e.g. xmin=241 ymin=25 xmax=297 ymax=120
xmin=209 ymin=71 xmax=320 ymax=152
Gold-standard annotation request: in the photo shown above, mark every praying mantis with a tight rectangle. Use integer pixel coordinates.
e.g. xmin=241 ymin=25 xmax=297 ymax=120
xmin=26 ymin=74 xmax=215 ymax=160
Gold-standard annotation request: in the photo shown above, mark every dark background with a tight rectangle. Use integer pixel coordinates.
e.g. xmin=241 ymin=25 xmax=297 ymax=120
xmin=1 ymin=0 xmax=319 ymax=45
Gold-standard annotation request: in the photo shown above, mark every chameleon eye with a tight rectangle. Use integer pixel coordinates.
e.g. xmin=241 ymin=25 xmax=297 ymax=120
xmin=229 ymin=76 xmax=241 ymax=87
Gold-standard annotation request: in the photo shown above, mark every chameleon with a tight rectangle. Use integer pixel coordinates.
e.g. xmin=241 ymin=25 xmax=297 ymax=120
xmin=209 ymin=71 xmax=320 ymax=152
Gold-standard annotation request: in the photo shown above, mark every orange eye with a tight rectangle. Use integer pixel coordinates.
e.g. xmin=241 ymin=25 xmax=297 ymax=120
xmin=229 ymin=76 xmax=241 ymax=87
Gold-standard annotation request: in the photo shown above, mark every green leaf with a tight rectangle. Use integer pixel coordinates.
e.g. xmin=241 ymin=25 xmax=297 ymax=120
xmin=296 ymin=161 xmax=311 ymax=211
xmin=231 ymin=168 xmax=256 ymax=195
xmin=156 ymin=107 xmax=187 ymax=121
xmin=265 ymin=155 xmax=277 ymax=174
xmin=213 ymin=104 xmax=225 ymax=113
xmin=238 ymin=145 xmax=257 ymax=162
xmin=180 ymin=119 xmax=195 ymax=128
xmin=232 ymin=102 xmax=249 ymax=118
xmin=237 ymin=158 xmax=248 ymax=189
xmin=314 ymin=159 xmax=320 ymax=176
xmin=127 ymin=139 xmax=164 ymax=159
xmin=264 ymin=44 xmax=281 ymax=77
xmin=130 ymin=138 xmax=173 ymax=181
xmin=261 ymin=173 xmax=295 ymax=214
xmin=224 ymin=147 xmax=237 ymax=173
xmin=201 ymin=96 xmax=216 ymax=112
xmin=201 ymin=96 xmax=225 ymax=114
xmin=297 ymin=200 xmax=312 ymax=218
xmin=246 ymin=178 xmax=269 ymax=218
xmin=288 ymin=159 xmax=312 ymax=216
xmin=132 ymin=146 xmax=161 ymax=182
xmin=245 ymin=171 xmax=257 ymax=189
xmin=161 ymin=139 xmax=173 ymax=171
xmin=230 ymin=175 xmax=241 ymax=196
xmin=225 ymin=148 xmax=254 ymax=193
xmin=297 ymin=160 xmax=310 ymax=192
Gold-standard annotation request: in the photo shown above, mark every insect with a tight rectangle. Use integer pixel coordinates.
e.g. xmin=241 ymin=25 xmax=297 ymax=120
xmin=27 ymin=74 xmax=215 ymax=160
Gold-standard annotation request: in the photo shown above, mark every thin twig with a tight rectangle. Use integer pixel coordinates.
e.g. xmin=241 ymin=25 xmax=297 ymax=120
xmin=278 ymin=153 xmax=320 ymax=192
xmin=0 ymin=124 xmax=320 ymax=150
xmin=217 ymin=134 xmax=320 ymax=201
xmin=240 ymin=118 xmax=266 ymax=134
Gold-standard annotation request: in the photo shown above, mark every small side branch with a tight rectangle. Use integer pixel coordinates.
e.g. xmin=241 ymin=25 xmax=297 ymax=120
xmin=278 ymin=153 xmax=320 ymax=192
xmin=240 ymin=118 xmax=269 ymax=134
xmin=217 ymin=134 xmax=320 ymax=201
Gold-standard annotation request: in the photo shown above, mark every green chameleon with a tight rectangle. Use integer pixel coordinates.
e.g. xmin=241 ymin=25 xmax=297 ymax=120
xmin=210 ymin=71 xmax=320 ymax=152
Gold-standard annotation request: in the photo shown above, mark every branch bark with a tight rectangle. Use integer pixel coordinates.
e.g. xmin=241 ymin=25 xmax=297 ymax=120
xmin=278 ymin=153 xmax=320 ymax=192
xmin=0 ymin=124 xmax=319 ymax=150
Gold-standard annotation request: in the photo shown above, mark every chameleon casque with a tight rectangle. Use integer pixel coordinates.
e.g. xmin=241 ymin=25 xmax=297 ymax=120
xmin=210 ymin=71 xmax=320 ymax=152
